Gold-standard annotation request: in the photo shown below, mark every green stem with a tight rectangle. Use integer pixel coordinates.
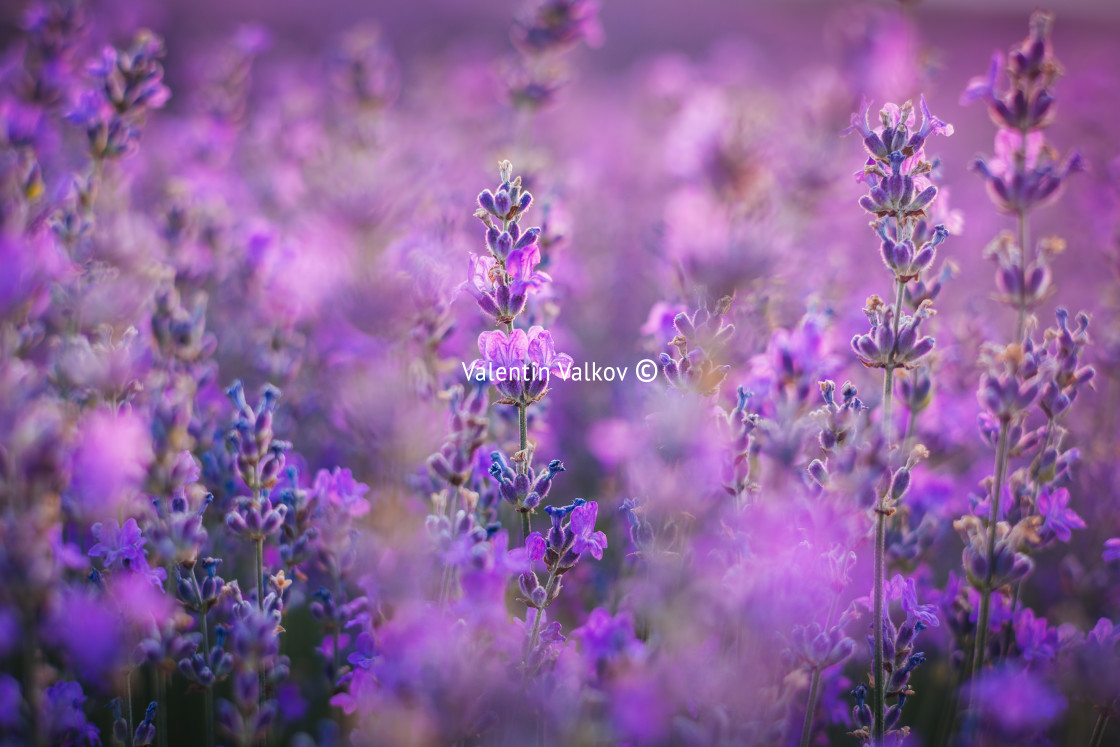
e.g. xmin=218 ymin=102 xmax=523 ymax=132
xmin=156 ymin=670 xmax=168 ymax=747
xmin=800 ymin=595 xmax=842 ymax=747
xmin=1089 ymin=711 xmax=1109 ymax=747
xmin=438 ymin=564 xmax=454 ymax=608
xmin=253 ymin=474 xmax=266 ymax=611
xmin=203 ymin=689 xmax=214 ymax=747
xmin=903 ymin=407 xmax=918 ymax=453
xmin=332 ymin=575 xmax=343 ymax=684
xmin=872 ymin=499 xmax=887 ymax=744
xmin=998 ymin=418 xmax=1056 ymax=661
xmin=23 ymin=619 xmax=40 ymax=746
xmin=518 ymin=401 xmax=531 ymax=538
xmin=799 ymin=669 xmax=824 ymax=747
xmin=254 ymin=533 xmax=267 ymax=718
xmin=437 ymin=488 xmax=461 ymax=609
xmin=197 ymin=572 xmax=215 ymax=747
xmin=883 ymin=367 xmax=896 ymax=456
xmin=255 ymin=536 xmax=265 ymax=611
xmin=936 ymin=645 xmax=971 ymax=747
xmin=883 ymin=276 xmax=906 ymax=451
xmin=127 ymin=670 xmax=135 ymax=747
xmin=998 ymin=582 xmax=1022 ymax=665
xmin=518 ymin=402 xmax=528 ymax=468
xmin=873 ymin=277 xmax=906 ymax=743
xmin=971 ymin=419 xmax=1011 ymax=682
xmin=1033 ymin=419 xmax=1056 ymax=500
xmin=1015 ymin=209 xmax=1029 ymax=342
xmin=523 ymin=571 xmax=558 ymax=682
xmin=333 ymin=627 xmax=341 ymax=689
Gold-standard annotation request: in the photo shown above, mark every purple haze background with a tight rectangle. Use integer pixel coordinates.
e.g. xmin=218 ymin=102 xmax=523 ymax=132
xmin=0 ymin=0 xmax=1118 ymax=745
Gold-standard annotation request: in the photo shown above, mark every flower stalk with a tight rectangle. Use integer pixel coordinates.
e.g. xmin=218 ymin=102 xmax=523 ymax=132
xmin=848 ymin=94 xmax=952 ymax=744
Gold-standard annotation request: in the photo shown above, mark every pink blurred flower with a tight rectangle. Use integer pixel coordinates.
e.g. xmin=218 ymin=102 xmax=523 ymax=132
xmin=67 ymin=409 xmax=153 ymax=521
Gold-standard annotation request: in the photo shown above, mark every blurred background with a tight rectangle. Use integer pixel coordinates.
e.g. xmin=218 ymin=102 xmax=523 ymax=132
xmin=2 ymin=0 xmax=1118 ymax=743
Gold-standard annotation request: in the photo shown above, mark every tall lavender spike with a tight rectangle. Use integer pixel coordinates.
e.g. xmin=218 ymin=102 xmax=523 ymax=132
xmin=847 ymin=95 xmax=952 ymax=745
xmin=957 ymin=13 xmax=1094 ymax=745
xmin=469 ymin=160 xmax=572 ymax=541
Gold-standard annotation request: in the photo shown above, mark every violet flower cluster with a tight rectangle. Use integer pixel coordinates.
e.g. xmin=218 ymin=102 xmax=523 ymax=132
xmin=946 ymin=13 xmax=1099 ymax=746
xmin=846 ymin=92 xmax=953 ymax=745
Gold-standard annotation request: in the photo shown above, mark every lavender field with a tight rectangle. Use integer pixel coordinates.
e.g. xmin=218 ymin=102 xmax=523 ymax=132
xmin=1 ymin=0 xmax=1119 ymax=744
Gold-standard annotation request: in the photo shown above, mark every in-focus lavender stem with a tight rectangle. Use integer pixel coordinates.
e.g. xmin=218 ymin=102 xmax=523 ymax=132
xmin=1015 ymin=208 xmax=1030 ymax=342
xmin=970 ymin=419 xmax=1010 ymax=680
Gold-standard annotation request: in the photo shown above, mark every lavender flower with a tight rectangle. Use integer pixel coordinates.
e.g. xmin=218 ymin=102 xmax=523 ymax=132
xmin=569 ymin=501 xmax=608 ymax=560
xmin=328 ymin=23 xmax=399 ymax=110
xmin=311 ymin=467 xmax=370 ymax=519
xmin=69 ymin=29 xmax=169 ymax=160
xmin=88 ymin=518 xmax=166 ymax=587
xmin=571 ymin=608 xmax=643 ymax=677
xmin=471 ymin=326 xmax=573 ymax=403
xmin=42 ymin=681 xmax=101 ymax=747
xmin=427 ymin=384 xmax=489 ymax=488
xmin=846 ymin=93 xmax=952 ymax=745
xmin=851 ymin=296 xmax=936 ymax=370
xmin=519 ymin=499 xmax=607 ymax=678
xmin=1035 ymin=488 xmax=1085 ymax=544
xmin=489 ymin=450 xmax=565 ymax=513
xmin=955 ymin=23 xmax=1095 ymax=742
xmin=511 ymin=0 xmax=603 ymax=56
xmin=785 ymin=623 xmax=855 ymax=671
xmin=658 ymin=298 xmax=735 ymax=397
xmin=971 ymin=129 xmax=1083 ymax=215
xmin=962 ymin=10 xmax=1060 ymax=130
xmin=65 ymin=409 xmax=153 ymax=521
xmin=966 ymin=666 xmax=1066 ymax=743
